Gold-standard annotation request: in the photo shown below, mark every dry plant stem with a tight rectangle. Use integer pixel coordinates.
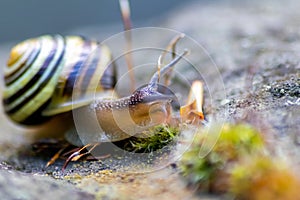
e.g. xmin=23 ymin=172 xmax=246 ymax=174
xmin=70 ymin=143 xmax=100 ymax=161
xmin=62 ymin=143 xmax=100 ymax=171
xmin=46 ymin=146 xmax=68 ymax=168
xmin=119 ymin=0 xmax=135 ymax=92
xmin=157 ymin=34 xmax=185 ymax=86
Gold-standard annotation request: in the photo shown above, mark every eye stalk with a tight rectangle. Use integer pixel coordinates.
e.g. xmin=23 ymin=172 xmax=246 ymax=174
xmin=129 ymin=50 xmax=188 ymax=107
xmin=148 ymin=50 xmax=189 ymax=90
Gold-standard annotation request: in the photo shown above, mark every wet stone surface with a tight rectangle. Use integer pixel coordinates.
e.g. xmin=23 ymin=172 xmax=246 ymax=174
xmin=0 ymin=0 xmax=300 ymax=199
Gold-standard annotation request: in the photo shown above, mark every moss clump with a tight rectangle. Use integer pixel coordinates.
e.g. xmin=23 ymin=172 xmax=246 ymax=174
xmin=179 ymin=122 xmax=300 ymax=197
xmin=230 ymin=156 xmax=300 ymax=200
xmin=123 ymin=125 xmax=180 ymax=153
xmin=179 ymin=123 xmax=265 ymax=193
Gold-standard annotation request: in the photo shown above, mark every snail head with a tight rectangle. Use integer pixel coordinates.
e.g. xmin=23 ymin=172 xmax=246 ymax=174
xmin=128 ymin=50 xmax=188 ymax=125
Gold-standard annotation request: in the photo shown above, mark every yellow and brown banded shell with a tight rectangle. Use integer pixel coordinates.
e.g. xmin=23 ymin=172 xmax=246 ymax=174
xmin=3 ymin=35 xmax=116 ymax=125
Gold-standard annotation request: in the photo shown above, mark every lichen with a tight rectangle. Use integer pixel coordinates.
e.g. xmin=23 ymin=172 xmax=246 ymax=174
xmin=268 ymin=77 xmax=300 ymax=98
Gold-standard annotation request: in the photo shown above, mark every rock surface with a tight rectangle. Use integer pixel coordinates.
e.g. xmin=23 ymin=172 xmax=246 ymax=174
xmin=0 ymin=163 xmax=94 ymax=200
xmin=0 ymin=0 xmax=299 ymax=199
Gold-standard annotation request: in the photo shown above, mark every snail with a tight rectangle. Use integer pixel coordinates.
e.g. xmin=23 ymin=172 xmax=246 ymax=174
xmin=2 ymin=0 xmax=204 ymax=169
xmin=3 ymin=34 xmax=188 ymax=140
xmin=2 ymin=35 xmax=188 ymax=167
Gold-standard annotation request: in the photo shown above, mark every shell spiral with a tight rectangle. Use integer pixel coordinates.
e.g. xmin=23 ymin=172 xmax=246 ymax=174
xmin=3 ymin=35 xmax=115 ymax=125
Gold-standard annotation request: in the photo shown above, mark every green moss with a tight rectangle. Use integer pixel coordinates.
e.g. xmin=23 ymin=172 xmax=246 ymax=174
xmin=124 ymin=125 xmax=180 ymax=153
xmin=179 ymin=123 xmax=265 ymax=192
xmin=230 ymin=156 xmax=300 ymax=200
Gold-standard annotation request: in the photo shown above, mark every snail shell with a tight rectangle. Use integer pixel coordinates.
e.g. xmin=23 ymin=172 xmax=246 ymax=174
xmin=3 ymin=35 xmax=116 ymax=125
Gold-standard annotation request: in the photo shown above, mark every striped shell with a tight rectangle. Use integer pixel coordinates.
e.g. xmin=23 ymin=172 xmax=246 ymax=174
xmin=3 ymin=35 xmax=115 ymax=125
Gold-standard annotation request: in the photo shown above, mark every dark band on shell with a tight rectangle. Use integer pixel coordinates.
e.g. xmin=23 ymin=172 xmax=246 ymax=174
xmin=3 ymin=35 xmax=115 ymax=125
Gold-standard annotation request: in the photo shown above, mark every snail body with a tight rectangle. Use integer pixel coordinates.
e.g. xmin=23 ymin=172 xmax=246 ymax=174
xmin=3 ymin=35 xmax=115 ymax=125
xmin=65 ymin=51 xmax=188 ymax=145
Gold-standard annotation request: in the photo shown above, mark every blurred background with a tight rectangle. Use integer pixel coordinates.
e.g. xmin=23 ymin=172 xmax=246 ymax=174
xmin=0 ymin=0 xmax=197 ymax=43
